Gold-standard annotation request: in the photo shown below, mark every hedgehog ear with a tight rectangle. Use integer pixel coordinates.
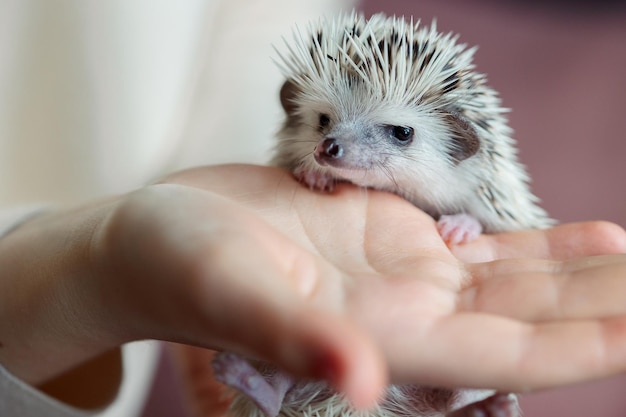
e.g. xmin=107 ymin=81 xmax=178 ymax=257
xmin=279 ymin=80 xmax=301 ymax=116
xmin=442 ymin=110 xmax=481 ymax=163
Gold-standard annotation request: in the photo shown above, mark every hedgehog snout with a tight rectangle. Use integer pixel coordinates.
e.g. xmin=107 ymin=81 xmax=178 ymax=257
xmin=314 ymin=138 xmax=344 ymax=165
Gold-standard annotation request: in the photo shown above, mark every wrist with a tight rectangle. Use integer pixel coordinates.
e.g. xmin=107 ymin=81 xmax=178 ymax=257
xmin=0 ymin=197 xmax=127 ymax=386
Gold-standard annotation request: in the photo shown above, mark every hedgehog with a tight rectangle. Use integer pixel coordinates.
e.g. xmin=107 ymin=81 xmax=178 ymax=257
xmin=272 ymin=11 xmax=553 ymax=244
xmin=210 ymin=11 xmax=552 ymax=417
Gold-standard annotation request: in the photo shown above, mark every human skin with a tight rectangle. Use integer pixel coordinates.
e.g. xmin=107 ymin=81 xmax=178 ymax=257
xmin=0 ymin=164 xmax=625 ymax=411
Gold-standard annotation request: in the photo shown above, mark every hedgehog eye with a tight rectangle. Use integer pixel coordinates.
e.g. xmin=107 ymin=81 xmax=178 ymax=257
xmin=392 ymin=126 xmax=414 ymax=143
xmin=319 ymin=113 xmax=331 ymax=129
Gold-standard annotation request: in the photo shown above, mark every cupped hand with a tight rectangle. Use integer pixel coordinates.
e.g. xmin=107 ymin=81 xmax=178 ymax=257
xmin=2 ymin=164 xmax=625 ymax=413
xmin=156 ymin=165 xmax=626 ymax=404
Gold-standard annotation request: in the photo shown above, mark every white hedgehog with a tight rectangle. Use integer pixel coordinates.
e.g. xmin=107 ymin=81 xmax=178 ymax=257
xmin=272 ymin=11 xmax=553 ymax=244
xmin=211 ymin=11 xmax=551 ymax=417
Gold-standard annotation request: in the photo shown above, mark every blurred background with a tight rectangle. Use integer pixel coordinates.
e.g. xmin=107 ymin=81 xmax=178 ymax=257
xmin=1 ymin=0 xmax=624 ymax=416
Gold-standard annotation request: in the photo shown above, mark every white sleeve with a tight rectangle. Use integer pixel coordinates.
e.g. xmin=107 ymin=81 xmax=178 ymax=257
xmin=0 ymin=341 xmax=161 ymax=417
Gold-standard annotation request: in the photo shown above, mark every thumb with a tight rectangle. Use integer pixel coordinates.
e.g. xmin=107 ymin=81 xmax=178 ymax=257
xmin=264 ymin=305 xmax=388 ymax=410
xmin=201 ymin=231 xmax=388 ymax=409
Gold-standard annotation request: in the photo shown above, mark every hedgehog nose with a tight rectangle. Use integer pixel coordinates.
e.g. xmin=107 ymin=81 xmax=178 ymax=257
xmin=319 ymin=138 xmax=343 ymax=158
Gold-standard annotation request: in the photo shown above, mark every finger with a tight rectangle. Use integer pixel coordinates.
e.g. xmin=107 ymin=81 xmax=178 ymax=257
xmin=385 ymin=312 xmax=626 ymax=393
xmin=452 ymin=221 xmax=626 ymax=263
xmin=460 ymin=255 xmax=626 ymax=322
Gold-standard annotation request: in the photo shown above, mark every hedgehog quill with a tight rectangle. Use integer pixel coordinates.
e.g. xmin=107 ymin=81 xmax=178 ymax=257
xmin=212 ymin=11 xmax=552 ymax=417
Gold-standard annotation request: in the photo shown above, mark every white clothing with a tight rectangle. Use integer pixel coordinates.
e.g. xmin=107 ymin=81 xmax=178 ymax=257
xmin=0 ymin=0 xmax=355 ymax=416
xmin=0 ymin=341 xmax=158 ymax=417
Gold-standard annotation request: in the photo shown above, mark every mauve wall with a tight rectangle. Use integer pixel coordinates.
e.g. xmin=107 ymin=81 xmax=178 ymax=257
xmin=359 ymin=1 xmax=626 ymax=416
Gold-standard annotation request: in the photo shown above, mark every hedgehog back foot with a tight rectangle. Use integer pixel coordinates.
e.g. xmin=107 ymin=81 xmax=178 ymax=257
xmin=211 ymin=352 xmax=293 ymax=417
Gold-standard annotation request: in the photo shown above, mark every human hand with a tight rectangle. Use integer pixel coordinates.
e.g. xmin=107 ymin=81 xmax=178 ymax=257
xmin=159 ymin=165 xmax=626 ymax=408
xmin=1 ymin=164 xmax=624 ymax=413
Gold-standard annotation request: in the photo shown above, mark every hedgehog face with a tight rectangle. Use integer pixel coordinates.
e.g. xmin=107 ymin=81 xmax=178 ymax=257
xmin=275 ymin=75 xmax=486 ymax=210
xmin=273 ymin=13 xmax=495 ymax=190
xmin=311 ymin=108 xmax=416 ymax=171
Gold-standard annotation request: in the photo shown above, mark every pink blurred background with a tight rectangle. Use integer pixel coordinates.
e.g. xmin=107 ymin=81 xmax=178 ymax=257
xmin=142 ymin=1 xmax=626 ymax=416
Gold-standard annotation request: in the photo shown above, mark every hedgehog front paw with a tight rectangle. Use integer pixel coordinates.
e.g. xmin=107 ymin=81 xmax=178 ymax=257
xmin=294 ymin=166 xmax=336 ymax=192
xmin=446 ymin=393 xmax=519 ymax=417
xmin=437 ymin=213 xmax=483 ymax=245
